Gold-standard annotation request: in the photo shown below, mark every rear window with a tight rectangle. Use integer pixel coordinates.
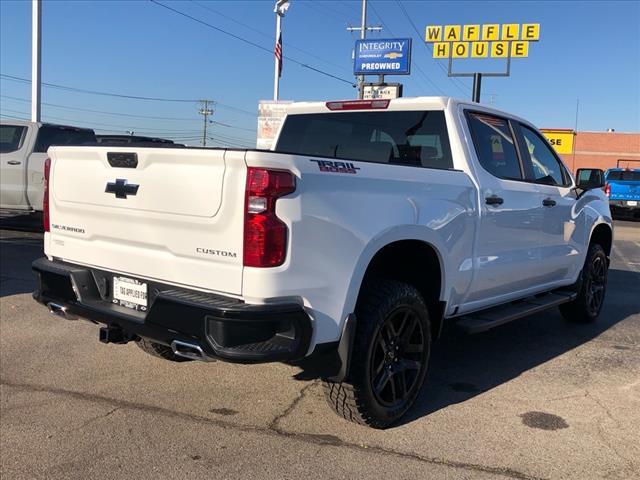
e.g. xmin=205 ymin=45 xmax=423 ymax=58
xmin=275 ymin=110 xmax=454 ymax=169
xmin=607 ymin=170 xmax=640 ymax=181
xmin=0 ymin=125 xmax=27 ymax=153
xmin=34 ymin=126 xmax=96 ymax=152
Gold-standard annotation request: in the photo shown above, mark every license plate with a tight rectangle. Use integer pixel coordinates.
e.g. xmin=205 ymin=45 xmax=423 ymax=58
xmin=113 ymin=276 xmax=148 ymax=311
xmin=627 ymin=201 xmax=637 ymax=206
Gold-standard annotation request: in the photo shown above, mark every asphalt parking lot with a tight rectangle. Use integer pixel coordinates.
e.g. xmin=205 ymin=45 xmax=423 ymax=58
xmin=1 ymin=222 xmax=638 ymax=480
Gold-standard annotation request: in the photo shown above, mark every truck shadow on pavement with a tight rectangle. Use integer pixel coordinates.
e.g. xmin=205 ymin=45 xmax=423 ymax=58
xmin=0 ymin=233 xmax=42 ymax=298
xmin=400 ymin=267 xmax=639 ymax=426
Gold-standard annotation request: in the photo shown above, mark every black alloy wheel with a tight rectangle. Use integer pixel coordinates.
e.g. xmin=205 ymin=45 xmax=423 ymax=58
xmin=370 ymin=306 xmax=427 ymax=408
xmin=585 ymin=253 xmax=606 ymax=316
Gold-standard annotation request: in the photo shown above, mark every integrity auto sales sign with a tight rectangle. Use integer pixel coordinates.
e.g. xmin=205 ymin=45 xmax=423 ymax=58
xmin=354 ymin=38 xmax=412 ymax=75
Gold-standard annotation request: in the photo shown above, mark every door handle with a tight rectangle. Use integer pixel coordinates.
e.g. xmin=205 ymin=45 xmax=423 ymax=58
xmin=485 ymin=195 xmax=504 ymax=206
xmin=542 ymin=198 xmax=557 ymax=207
xmin=7 ymin=160 xmax=22 ymax=165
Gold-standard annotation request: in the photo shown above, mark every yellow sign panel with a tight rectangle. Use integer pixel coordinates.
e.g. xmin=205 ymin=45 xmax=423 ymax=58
xmin=482 ymin=24 xmax=500 ymax=41
xmin=501 ymin=24 xmax=520 ymax=40
xmin=471 ymin=41 xmax=489 ymax=58
xmin=522 ymin=23 xmax=540 ymax=41
xmin=511 ymin=41 xmax=529 ymax=57
xmin=444 ymin=25 xmax=461 ymax=41
xmin=432 ymin=42 xmax=450 ymax=58
xmin=426 ymin=23 xmax=540 ymax=58
xmin=463 ymin=24 xmax=480 ymax=41
xmin=541 ymin=130 xmax=575 ymax=155
xmin=452 ymin=42 xmax=469 ymax=58
xmin=491 ymin=41 xmax=509 ymax=58
xmin=425 ymin=25 xmax=442 ymax=42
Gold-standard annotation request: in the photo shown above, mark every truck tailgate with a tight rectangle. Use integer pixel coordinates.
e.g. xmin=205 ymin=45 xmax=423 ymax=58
xmin=46 ymin=146 xmax=246 ymax=296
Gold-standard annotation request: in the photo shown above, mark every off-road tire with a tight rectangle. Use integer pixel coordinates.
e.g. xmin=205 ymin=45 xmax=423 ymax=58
xmin=559 ymin=243 xmax=608 ymax=323
xmin=136 ymin=337 xmax=192 ymax=362
xmin=322 ymin=279 xmax=431 ymax=429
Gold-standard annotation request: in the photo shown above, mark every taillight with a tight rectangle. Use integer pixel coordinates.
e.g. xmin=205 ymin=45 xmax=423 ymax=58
xmin=43 ymin=158 xmax=51 ymax=232
xmin=244 ymin=168 xmax=295 ymax=267
xmin=604 ymin=183 xmax=611 ymax=197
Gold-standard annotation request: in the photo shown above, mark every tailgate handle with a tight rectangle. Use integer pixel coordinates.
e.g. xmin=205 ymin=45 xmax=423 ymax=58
xmin=107 ymin=152 xmax=138 ymax=168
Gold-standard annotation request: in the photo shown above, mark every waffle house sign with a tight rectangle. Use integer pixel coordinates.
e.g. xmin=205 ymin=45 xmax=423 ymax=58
xmin=425 ymin=24 xmax=540 ymax=58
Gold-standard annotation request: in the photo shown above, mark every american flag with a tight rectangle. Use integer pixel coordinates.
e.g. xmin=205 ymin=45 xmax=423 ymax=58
xmin=275 ymin=32 xmax=283 ymax=78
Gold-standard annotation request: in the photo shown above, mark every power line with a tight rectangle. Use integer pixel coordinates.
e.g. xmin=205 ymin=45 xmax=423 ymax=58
xmin=190 ymin=0 xmax=351 ymax=74
xmin=368 ymin=1 xmax=445 ymax=95
xmin=0 ymin=107 xmax=202 ymax=133
xmin=0 ymin=94 xmax=200 ymax=121
xmin=395 ymin=0 xmax=471 ymax=96
xmin=368 ymin=1 xmax=395 ymax=37
xmin=149 ymin=0 xmax=356 ymax=87
xmin=0 ymin=73 xmax=257 ymax=116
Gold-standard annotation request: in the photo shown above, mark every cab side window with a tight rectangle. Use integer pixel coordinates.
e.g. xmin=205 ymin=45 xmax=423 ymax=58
xmin=0 ymin=125 xmax=26 ymax=153
xmin=520 ymin=125 xmax=569 ymax=186
xmin=467 ymin=113 xmax=523 ymax=180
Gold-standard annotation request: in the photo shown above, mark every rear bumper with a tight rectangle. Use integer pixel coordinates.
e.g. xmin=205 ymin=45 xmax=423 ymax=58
xmin=32 ymin=258 xmax=312 ymax=363
xmin=609 ymin=199 xmax=639 ymax=209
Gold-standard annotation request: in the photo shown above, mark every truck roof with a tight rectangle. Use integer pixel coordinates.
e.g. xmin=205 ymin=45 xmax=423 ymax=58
xmin=284 ymin=96 xmax=531 ymax=126
xmin=0 ymin=119 xmax=93 ymax=132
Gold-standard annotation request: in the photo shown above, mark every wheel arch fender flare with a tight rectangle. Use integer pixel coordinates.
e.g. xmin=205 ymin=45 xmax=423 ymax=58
xmin=339 ymin=225 xmax=448 ymax=334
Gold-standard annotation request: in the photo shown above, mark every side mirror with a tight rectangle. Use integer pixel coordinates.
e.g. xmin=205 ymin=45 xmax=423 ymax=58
xmin=575 ymin=168 xmax=605 ymax=190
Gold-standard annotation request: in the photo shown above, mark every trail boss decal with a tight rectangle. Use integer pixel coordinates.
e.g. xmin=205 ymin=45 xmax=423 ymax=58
xmin=310 ymin=159 xmax=361 ymax=174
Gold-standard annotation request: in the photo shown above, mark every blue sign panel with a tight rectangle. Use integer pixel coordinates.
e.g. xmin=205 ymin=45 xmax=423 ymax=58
xmin=354 ymin=38 xmax=412 ymax=75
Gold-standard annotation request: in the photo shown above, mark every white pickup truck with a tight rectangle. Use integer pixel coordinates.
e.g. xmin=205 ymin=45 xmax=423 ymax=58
xmin=0 ymin=120 xmax=95 ymax=215
xmin=33 ymin=97 xmax=612 ymax=428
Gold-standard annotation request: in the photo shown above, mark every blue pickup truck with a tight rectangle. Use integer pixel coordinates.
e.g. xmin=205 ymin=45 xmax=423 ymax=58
xmin=605 ymin=168 xmax=640 ymax=219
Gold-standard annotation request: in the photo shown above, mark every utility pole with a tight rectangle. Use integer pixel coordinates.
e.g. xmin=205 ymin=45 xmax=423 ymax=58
xmin=31 ymin=0 xmax=41 ymax=122
xmin=198 ymin=100 xmax=214 ymax=147
xmin=347 ymin=0 xmax=382 ymax=99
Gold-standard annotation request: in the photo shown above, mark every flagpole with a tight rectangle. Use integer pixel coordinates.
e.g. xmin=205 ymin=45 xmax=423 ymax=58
xmin=274 ymin=11 xmax=281 ymax=101
xmin=273 ymin=1 xmax=289 ymax=101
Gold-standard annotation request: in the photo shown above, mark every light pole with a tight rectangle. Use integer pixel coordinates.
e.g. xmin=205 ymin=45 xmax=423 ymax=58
xmin=31 ymin=0 xmax=41 ymax=122
xmin=273 ymin=0 xmax=290 ymax=101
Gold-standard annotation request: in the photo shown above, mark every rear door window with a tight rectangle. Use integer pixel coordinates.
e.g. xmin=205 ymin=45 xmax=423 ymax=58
xmin=0 ymin=125 xmax=27 ymax=153
xmin=466 ymin=112 xmax=523 ymax=180
xmin=275 ymin=110 xmax=454 ymax=169
xmin=519 ymin=125 xmax=570 ymax=186
xmin=34 ymin=126 xmax=96 ymax=152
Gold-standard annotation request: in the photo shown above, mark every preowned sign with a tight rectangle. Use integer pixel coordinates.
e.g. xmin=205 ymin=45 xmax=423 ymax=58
xmin=354 ymin=38 xmax=412 ymax=75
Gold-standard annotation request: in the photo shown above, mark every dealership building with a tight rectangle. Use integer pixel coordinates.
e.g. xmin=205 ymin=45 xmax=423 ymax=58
xmin=541 ymin=129 xmax=640 ymax=174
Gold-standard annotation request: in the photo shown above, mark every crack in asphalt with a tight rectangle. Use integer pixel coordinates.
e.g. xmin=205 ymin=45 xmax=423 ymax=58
xmin=1 ymin=379 xmax=545 ymax=480
xmin=268 ymin=380 xmax=318 ymax=430
xmin=70 ymin=407 xmax=120 ymax=434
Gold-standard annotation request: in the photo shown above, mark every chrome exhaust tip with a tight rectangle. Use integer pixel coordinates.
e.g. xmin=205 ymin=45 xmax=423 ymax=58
xmin=170 ymin=340 xmax=210 ymax=361
xmin=47 ymin=302 xmax=78 ymax=320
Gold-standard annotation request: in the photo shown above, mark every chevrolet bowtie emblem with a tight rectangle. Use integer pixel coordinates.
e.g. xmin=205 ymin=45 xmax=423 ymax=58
xmin=105 ymin=179 xmax=139 ymax=199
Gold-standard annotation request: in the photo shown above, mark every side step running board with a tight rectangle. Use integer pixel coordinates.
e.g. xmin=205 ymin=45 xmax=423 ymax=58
xmin=456 ymin=290 xmax=577 ymax=334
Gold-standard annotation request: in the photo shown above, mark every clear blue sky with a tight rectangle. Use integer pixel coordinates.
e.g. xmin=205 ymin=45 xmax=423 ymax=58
xmin=1 ymin=0 xmax=639 ymax=146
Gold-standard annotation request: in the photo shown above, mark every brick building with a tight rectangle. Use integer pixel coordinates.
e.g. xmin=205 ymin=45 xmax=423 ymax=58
xmin=550 ymin=130 xmax=640 ymax=174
